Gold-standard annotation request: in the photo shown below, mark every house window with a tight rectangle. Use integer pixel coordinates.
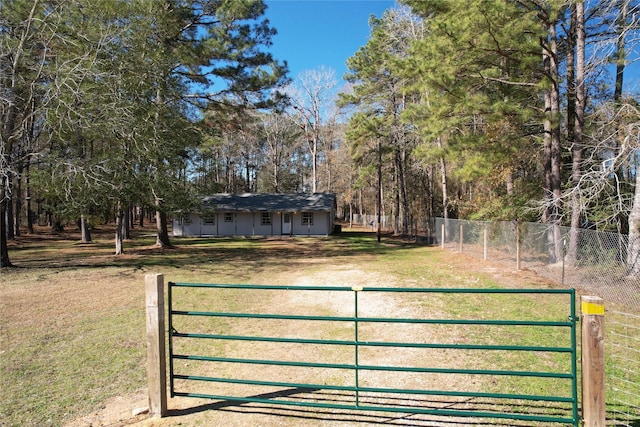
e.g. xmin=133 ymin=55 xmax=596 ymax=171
xmin=181 ymin=215 xmax=192 ymax=225
xmin=261 ymin=212 xmax=271 ymax=225
xmin=224 ymin=213 xmax=234 ymax=223
xmin=302 ymin=212 xmax=313 ymax=225
xmin=202 ymin=211 xmax=215 ymax=224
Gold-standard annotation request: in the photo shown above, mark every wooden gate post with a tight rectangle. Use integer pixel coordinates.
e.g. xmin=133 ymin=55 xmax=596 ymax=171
xmin=581 ymin=296 xmax=605 ymax=427
xmin=146 ymin=273 xmax=167 ymax=417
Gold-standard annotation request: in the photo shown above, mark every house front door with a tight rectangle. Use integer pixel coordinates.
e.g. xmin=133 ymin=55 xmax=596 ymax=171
xmin=282 ymin=213 xmax=292 ymax=235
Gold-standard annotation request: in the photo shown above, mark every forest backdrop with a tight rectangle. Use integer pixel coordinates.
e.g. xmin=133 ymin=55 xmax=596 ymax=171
xmin=1 ymin=0 xmax=639 ymax=271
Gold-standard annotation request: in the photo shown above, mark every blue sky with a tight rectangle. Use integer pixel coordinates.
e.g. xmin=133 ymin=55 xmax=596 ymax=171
xmin=263 ymin=0 xmax=638 ymax=95
xmin=264 ymin=0 xmax=396 ymax=81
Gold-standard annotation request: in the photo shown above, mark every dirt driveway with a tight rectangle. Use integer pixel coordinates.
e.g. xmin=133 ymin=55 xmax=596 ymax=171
xmin=66 ymin=251 xmax=557 ymax=427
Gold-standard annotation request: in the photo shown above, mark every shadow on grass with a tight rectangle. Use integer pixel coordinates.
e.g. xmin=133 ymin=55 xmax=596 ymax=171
xmin=4 ymin=228 xmax=428 ymax=273
xmin=168 ymin=387 xmax=575 ymax=426
xmin=606 ymin=404 xmax=640 ymax=427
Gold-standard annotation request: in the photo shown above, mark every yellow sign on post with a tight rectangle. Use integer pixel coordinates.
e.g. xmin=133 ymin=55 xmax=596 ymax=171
xmin=581 ymin=300 xmax=605 ymax=316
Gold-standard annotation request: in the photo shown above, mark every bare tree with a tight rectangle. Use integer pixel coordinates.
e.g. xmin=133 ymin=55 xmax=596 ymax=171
xmin=284 ymin=67 xmax=339 ymax=193
xmin=259 ymin=111 xmax=301 ymax=192
xmin=626 ymin=113 xmax=640 ymax=275
xmin=559 ymin=0 xmax=640 ymax=272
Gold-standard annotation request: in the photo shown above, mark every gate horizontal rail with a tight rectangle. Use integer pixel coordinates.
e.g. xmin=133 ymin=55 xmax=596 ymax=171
xmin=168 ymin=282 xmax=579 ymax=425
xmin=172 ymin=334 xmax=572 ymax=353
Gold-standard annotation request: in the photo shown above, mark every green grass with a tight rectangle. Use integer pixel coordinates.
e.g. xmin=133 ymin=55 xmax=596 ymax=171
xmin=2 ymin=306 xmax=146 ymax=426
xmin=1 ymin=226 xmax=638 ymax=426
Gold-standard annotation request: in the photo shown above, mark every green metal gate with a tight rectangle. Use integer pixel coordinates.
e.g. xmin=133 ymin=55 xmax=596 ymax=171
xmin=168 ymin=283 xmax=579 ymax=425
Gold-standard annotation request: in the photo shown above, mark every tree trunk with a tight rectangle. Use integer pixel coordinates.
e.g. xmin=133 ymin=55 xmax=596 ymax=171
xmin=326 ymin=140 xmax=332 ymax=192
xmin=122 ymin=206 xmax=131 ymax=240
xmin=393 ymin=151 xmax=400 ymax=235
xmin=614 ymin=0 xmax=630 ymax=235
xmin=129 ymin=205 xmax=135 ymax=230
xmin=51 ymin=216 xmax=64 ymax=232
xmin=395 ymin=143 xmax=409 ymax=237
xmin=155 ymin=197 xmax=171 ymax=248
xmin=274 ymin=157 xmax=280 ymax=193
xmin=542 ymin=18 xmax=563 ymax=264
xmin=550 ymin=24 xmax=563 ymax=264
xmin=0 ymin=179 xmax=12 ymax=267
xmin=614 ymin=0 xmax=628 ymax=103
xmin=506 ymin=172 xmax=514 ymax=197
xmin=81 ymin=214 xmax=92 ymax=243
xmin=627 ymin=162 xmax=640 ymax=276
xmin=567 ymin=2 xmax=585 ymax=266
xmin=6 ymin=175 xmax=14 ymax=240
xmin=115 ymin=204 xmax=124 ymax=255
xmin=244 ymin=152 xmax=251 ymax=192
xmin=438 ymin=135 xmax=449 ymax=227
xmin=25 ymin=165 xmax=33 ymax=234
xmin=311 ymin=134 xmax=318 ymax=193
xmin=14 ymin=166 xmax=22 ymax=237
xmin=377 ymin=137 xmax=382 ymax=242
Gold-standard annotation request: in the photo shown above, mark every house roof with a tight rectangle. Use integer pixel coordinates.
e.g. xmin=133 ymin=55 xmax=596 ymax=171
xmin=202 ymin=193 xmax=336 ymax=212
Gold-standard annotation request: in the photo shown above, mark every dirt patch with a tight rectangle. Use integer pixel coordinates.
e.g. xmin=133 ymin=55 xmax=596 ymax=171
xmin=64 ymin=392 xmax=149 ymax=427
xmin=285 ymin=264 xmax=399 ymax=316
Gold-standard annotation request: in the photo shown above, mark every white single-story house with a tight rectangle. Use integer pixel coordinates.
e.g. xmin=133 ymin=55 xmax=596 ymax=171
xmin=172 ymin=193 xmax=337 ymax=237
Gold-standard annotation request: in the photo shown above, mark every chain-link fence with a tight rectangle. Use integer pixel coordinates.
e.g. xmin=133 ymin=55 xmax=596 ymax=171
xmin=350 ymin=214 xmax=390 ymax=231
xmin=431 ymin=218 xmax=639 ymax=309
xmin=431 ymin=217 xmax=640 ymax=426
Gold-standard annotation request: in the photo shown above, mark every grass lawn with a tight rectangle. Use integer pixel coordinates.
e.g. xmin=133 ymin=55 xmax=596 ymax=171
xmin=0 ymin=224 xmax=636 ymax=426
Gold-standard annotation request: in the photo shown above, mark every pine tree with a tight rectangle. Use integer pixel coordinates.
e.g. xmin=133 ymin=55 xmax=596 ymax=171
xmin=401 ymin=0 xmax=546 ymax=221
xmin=341 ymin=7 xmax=422 ymax=236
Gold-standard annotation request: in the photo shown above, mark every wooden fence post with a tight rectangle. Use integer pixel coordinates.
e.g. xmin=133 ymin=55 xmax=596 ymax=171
xmin=581 ymin=296 xmax=605 ymax=427
xmin=146 ymin=273 xmax=167 ymax=417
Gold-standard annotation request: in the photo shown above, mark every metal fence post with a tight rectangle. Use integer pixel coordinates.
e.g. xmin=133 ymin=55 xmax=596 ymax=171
xmin=483 ymin=227 xmax=488 ymax=261
xmin=581 ymin=296 xmax=605 ymax=427
xmin=459 ymin=224 xmax=463 ymax=253
xmin=441 ymin=223 xmax=445 ymax=249
xmin=146 ymin=273 xmax=167 ymax=417
xmin=516 ymin=220 xmax=521 ymax=271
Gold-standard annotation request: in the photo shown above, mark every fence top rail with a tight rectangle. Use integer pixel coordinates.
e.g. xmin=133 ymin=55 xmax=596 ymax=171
xmin=169 ymin=282 xmax=575 ymax=295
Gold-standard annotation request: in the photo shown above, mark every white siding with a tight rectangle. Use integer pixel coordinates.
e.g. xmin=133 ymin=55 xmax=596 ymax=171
xmin=291 ymin=212 xmax=331 ymax=236
xmin=173 ymin=208 xmax=334 ymax=237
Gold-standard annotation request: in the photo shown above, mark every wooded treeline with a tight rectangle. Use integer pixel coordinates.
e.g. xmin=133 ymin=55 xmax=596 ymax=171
xmin=2 ymin=0 xmax=639 ymax=272
xmin=1 ymin=0 xmax=290 ymax=264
